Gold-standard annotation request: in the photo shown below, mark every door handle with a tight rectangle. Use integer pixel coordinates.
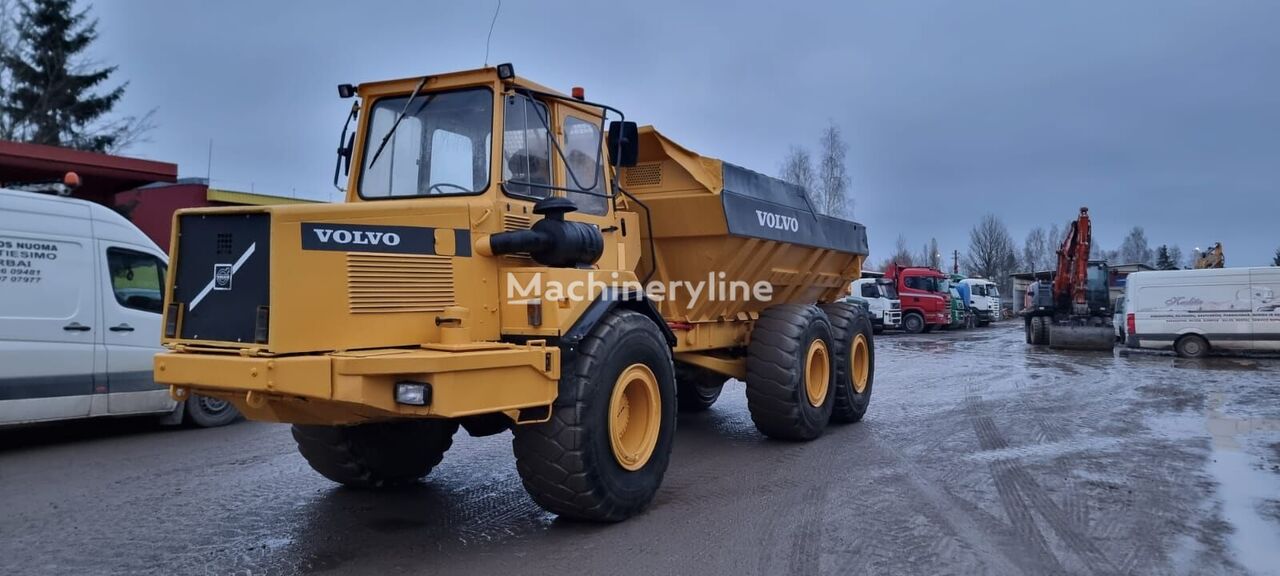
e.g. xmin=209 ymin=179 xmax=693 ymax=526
xmin=109 ymin=323 xmax=135 ymax=332
xmin=63 ymin=322 xmax=91 ymax=332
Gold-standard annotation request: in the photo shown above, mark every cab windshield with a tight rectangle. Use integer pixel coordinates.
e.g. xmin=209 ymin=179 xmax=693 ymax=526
xmin=878 ymin=280 xmax=899 ymax=300
xmin=359 ymin=87 xmax=493 ymax=198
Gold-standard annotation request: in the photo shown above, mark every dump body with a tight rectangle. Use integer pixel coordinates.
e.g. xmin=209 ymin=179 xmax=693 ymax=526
xmin=621 ymin=128 xmax=867 ymax=325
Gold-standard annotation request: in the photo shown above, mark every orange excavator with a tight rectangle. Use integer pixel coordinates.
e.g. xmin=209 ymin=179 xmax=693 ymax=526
xmin=1021 ymin=207 xmax=1115 ymax=350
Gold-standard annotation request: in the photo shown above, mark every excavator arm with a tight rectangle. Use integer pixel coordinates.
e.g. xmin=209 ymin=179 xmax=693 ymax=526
xmin=1051 ymin=207 xmax=1092 ymax=312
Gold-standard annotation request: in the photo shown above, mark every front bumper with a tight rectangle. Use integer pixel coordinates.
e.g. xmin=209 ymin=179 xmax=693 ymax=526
xmin=881 ymin=310 xmax=902 ymax=327
xmin=155 ymin=342 xmax=559 ymax=425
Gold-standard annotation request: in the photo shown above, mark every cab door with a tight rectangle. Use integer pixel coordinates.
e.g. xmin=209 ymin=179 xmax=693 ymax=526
xmin=98 ymin=242 xmax=173 ymax=414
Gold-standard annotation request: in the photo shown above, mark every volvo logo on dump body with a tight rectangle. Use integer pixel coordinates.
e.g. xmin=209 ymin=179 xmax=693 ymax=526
xmin=755 ymin=210 xmax=800 ymax=232
xmin=311 ymin=228 xmax=402 ymax=247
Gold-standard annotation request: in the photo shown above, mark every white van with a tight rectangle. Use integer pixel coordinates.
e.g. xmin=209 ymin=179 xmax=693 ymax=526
xmin=1122 ymin=267 xmax=1280 ymax=357
xmin=850 ymin=277 xmax=902 ymax=333
xmin=0 ymin=188 xmax=238 ymax=427
xmin=959 ymin=278 xmax=1000 ymax=326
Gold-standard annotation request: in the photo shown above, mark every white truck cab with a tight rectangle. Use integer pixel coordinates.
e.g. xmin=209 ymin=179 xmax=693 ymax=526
xmin=851 ymin=277 xmax=902 ymax=333
xmin=0 ymin=188 xmax=238 ymax=427
xmin=960 ymin=278 xmax=1000 ymax=326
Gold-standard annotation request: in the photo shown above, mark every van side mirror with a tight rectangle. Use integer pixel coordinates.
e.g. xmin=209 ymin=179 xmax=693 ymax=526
xmin=607 ymin=121 xmax=639 ymax=167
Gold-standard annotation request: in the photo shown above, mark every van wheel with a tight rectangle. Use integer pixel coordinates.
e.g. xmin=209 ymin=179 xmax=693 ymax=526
xmin=512 ymin=310 xmax=676 ymax=522
xmin=185 ymin=395 xmax=240 ymax=428
xmin=745 ymin=304 xmax=835 ymax=440
xmin=675 ymin=363 xmax=725 ymax=413
xmin=292 ymin=419 xmax=458 ymax=489
xmin=1175 ymin=334 xmax=1209 ymax=358
xmin=902 ymin=312 xmax=925 ymax=334
xmin=820 ymin=303 xmax=874 ymax=424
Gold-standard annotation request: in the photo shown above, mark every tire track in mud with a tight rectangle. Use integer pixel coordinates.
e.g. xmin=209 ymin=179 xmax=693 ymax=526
xmin=964 ymin=390 xmax=1120 ymax=575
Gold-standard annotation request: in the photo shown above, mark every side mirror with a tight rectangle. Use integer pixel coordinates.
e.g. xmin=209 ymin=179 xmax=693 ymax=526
xmin=607 ymin=121 xmax=639 ymax=167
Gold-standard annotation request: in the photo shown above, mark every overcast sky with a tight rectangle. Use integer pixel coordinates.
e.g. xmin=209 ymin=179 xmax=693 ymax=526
xmin=93 ymin=0 xmax=1280 ymax=266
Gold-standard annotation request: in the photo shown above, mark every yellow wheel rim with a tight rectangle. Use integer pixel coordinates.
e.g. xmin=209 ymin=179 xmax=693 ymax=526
xmin=851 ymin=333 xmax=870 ymax=394
xmin=609 ymin=363 xmax=661 ymax=471
xmin=804 ymin=339 xmax=831 ymax=407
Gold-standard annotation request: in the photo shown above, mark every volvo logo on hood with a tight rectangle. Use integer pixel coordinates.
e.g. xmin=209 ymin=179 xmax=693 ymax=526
xmin=311 ymin=227 xmax=402 ymax=246
xmin=300 ymin=223 xmax=472 ymax=257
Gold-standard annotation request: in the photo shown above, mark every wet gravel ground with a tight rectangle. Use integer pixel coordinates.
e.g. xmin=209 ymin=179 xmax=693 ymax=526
xmin=2 ymin=323 xmax=1278 ymax=575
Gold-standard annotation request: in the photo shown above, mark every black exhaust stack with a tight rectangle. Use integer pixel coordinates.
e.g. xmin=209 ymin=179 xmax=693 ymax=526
xmin=485 ymin=197 xmax=604 ymax=268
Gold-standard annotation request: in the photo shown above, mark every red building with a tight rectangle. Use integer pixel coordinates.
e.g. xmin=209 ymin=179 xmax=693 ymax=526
xmin=117 ymin=179 xmax=317 ymax=248
xmin=1 ymin=140 xmax=319 ymax=249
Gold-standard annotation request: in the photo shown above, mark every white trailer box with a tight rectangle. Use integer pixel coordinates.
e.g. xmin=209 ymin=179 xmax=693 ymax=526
xmin=1123 ymin=267 xmax=1280 ymax=357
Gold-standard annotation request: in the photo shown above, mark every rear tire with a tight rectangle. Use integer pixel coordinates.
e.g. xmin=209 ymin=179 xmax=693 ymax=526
xmin=1035 ymin=316 xmax=1050 ymax=344
xmin=902 ymin=311 xmax=925 ymax=334
xmin=1175 ymin=334 xmax=1209 ymax=358
xmin=292 ymin=419 xmax=458 ymax=489
xmin=185 ymin=395 xmax=240 ymax=428
xmin=820 ymin=303 xmax=874 ymax=424
xmin=512 ymin=310 xmax=676 ymax=522
xmin=675 ymin=363 xmax=725 ymax=413
xmin=745 ymin=304 xmax=835 ymax=441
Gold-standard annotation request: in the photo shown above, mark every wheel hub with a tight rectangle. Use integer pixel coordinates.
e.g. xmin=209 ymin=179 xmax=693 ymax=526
xmin=851 ymin=334 xmax=869 ymax=394
xmin=609 ymin=363 xmax=661 ymax=471
xmin=804 ymin=339 xmax=831 ymax=407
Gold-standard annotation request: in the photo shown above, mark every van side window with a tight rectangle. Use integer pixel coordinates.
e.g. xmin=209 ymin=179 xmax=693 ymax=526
xmin=107 ymin=248 xmax=166 ymax=313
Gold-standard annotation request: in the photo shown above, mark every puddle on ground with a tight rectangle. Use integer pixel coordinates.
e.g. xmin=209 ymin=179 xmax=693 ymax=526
xmin=1204 ymin=392 xmax=1280 ymax=575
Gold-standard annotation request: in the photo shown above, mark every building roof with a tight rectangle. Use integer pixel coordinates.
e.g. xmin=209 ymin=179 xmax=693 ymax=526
xmin=0 ymin=140 xmax=176 ymax=200
xmin=206 ymin=188 xmax=319 ymax=206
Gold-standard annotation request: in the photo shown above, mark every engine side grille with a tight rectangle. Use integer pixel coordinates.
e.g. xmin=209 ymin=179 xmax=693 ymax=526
xmin=347 ymin=253 xmax=454 ymax=314
xmin=503 ymin=213 xmax=532 ymax=231
xmin=624 ymin=162 xmax=663 ymax=187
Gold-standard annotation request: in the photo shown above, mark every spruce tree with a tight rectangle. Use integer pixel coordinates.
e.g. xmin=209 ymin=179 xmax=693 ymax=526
xmin=1155 ymin=245 xmax=1176 ymax=270
xmin=1273 ymin=247 xmax=1280 ymax=267
xmin=2 ymin=0 xmax=125 ymax=151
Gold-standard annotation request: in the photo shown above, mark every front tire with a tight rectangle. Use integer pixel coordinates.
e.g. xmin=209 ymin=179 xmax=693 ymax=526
xmin=820 ymin=303 xmax=874 ymax=424
xmin=292 ymin=419 xmax=458 ymax=489
xmin=902 ymin=311 xmax=925 ymax=334
xmin=512 ymin=310 xmax=677 ymax=522
xmin=745 ymin=304 xmax=835 ymax=441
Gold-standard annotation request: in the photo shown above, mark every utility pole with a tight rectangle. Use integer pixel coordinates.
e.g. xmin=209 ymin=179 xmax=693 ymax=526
xmin=952 ymin=250 xmax=960 ymax=275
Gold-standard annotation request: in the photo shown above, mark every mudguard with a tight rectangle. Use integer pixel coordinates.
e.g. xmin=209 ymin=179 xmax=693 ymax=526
xmin=559 ymin=288 xmax=676 ymax=365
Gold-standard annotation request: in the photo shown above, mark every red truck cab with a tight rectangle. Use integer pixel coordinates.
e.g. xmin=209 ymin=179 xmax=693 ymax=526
xmin=884 ymin=264 xmax=951 ymax=333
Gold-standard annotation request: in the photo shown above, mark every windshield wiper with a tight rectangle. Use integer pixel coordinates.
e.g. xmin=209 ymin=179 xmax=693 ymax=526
xmin=366 ymin=76 xmax=429 ymax=168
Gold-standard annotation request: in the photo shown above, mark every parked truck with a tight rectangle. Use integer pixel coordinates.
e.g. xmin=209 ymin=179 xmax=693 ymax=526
xmin=152 ymin=64 xmax=874 ymax=522
xmin=960 ymin=278 xmax=1000 ymax=326
xmin=850 ymin=276 xmax=901 ymax=333
xmin=883 ymin=263 xmax=950 ymax=334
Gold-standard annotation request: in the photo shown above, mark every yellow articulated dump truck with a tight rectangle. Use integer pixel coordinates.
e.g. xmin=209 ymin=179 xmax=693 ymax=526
xmin=154 ymin=64 xmax=872 ymax=521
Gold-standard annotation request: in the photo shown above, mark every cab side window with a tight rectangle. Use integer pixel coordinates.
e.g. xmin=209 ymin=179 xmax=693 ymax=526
xmin=562 ymin=116 xmax=606 ymax=215
xmin=503 ymin=94 xmax=552 ymax=198
xmin=904 ymin=277 xmax=922 ymax=290
xmin=107 ymin=248 xmax=165 ymax=313
xmin=861 ymin=284 xmax=879 ymax=298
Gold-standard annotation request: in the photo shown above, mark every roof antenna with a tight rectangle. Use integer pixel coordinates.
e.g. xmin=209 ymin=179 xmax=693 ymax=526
xmin=483 ymin=0 xmax=502 ymax=67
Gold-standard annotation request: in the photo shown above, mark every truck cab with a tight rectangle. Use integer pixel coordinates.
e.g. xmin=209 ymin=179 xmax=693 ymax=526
xmin=960 ymin=278 xmax=1000 ymax=326
xmin=884 ymin=264 xmax=950 ymax=334
xmin=849 ymin=277 xmax=901 ymax=333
